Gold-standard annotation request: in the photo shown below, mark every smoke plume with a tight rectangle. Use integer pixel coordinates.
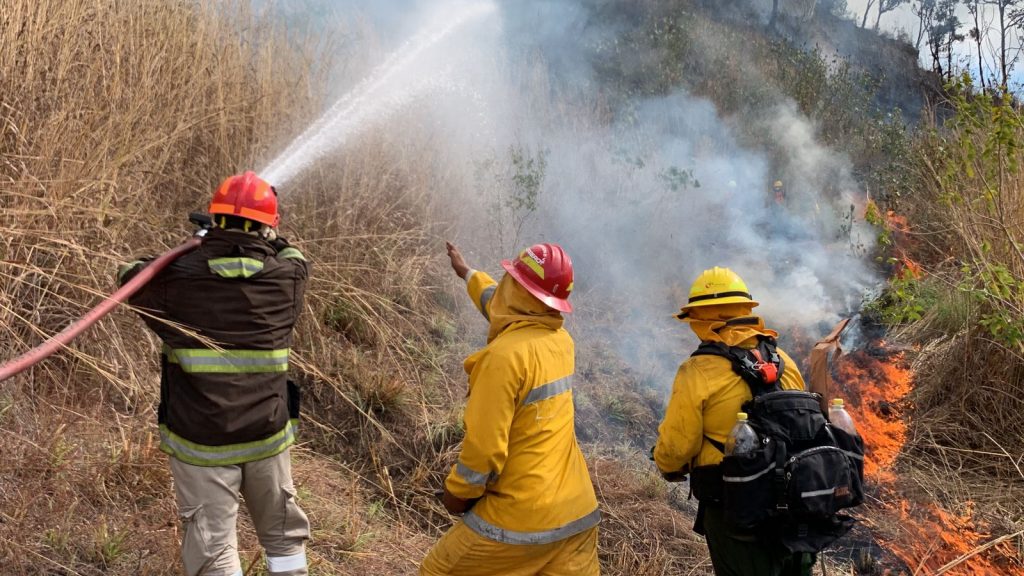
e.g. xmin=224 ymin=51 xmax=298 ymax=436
xmin=268 ymin=0 xmax=880 ymax=387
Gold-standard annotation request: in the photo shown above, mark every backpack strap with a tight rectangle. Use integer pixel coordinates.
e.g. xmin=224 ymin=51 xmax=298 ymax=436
xmin=704 ymin=435 xmax=726 ymax=454
xmin=691 ymin=336 xmax=785 ymax=397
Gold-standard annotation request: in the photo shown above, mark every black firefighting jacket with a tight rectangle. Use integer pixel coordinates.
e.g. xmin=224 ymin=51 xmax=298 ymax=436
xmin=119 ymin=228 xmax=308 ymax=466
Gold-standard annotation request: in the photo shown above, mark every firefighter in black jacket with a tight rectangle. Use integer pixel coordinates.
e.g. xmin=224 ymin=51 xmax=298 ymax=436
xmin=119 ymin=172 xmax=310 ymax=576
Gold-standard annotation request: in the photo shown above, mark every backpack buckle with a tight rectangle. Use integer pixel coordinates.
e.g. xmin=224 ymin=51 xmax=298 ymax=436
xmin=750 ymin=349 xmax=779 ymax=384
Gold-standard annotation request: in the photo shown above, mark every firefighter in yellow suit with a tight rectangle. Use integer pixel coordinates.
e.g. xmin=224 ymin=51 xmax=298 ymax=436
xmin=420 ymin=242 xmax=601 ymax=576
xmin=654 ymin=267 xmax=812 ymax=576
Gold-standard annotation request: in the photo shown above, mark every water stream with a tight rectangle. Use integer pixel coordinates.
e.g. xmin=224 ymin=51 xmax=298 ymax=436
xmin=260 ymin=1 xmax=497 ymax=187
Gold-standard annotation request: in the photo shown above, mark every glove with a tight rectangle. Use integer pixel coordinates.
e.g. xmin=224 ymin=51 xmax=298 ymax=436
xmin=270 ymin=237 xmax=290 ymax=252
xmin=662 ymin=469 xmax=689 ymax=483
xmin=116 ymin=256 xmax=154 ymax=286
xmin=440 ymin=487 xmax=479 ymax=515
xmin=262 ymin=228 xmax=289 ymax=252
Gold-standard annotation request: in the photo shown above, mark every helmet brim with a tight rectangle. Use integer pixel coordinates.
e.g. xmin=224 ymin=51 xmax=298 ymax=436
xmin=209 ymin=203 xmax=279 ymax=227
xmin=501 ymin=259 xmax=573 ymax=314
xmin=676 ymin=296 xmax=760 ymax=319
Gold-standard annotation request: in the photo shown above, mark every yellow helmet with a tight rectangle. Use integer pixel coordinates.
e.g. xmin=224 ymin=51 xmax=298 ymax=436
xmin=678 ymin=267 xmax=759 ymax=316
xmin=773 ymin=180 xmax=783 ymax=189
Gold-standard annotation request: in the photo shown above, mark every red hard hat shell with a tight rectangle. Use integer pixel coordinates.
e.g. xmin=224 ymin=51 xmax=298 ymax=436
xmin=501 ymin=243 xmax=574 ymax=313
xmin=209 ymin=171 xmax=279 ymax=227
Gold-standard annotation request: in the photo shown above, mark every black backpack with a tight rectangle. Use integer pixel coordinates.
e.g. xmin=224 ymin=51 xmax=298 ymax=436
xmin=689 ymin=336 xmax=865 ymax=554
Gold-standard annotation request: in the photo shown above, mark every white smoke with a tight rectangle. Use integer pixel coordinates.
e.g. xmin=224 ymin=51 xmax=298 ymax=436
xmin=267 ymin=0 xmax=880 ymax=385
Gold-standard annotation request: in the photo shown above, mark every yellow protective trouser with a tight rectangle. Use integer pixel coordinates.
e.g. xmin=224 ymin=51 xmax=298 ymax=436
xmin=169 ymin=449 xmax=310 ymax=576
xmin=420 ymin=521 xmax=600 ymax=576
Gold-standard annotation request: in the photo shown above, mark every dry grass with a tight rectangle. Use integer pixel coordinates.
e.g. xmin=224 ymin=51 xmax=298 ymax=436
xmin=588 ymin=450 xmax=710 ymax=575
xmin=0 ymin=0 xmax=460 ymax=573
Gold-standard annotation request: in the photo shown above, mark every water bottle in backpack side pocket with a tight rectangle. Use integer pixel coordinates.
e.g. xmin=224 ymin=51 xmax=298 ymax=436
xmin=829 ymin=398 xmax=859 ymax=438
xmin=724 ymin=412 xmax=759 ymax=456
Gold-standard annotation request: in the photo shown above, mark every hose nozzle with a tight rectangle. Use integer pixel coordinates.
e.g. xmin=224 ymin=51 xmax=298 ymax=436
xmin=189 ymin=212 xmax=213 ymax=237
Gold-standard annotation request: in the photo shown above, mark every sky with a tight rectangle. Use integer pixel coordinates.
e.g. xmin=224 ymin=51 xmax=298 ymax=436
xmin=845 ymin=0 xmax=1024 ymax=88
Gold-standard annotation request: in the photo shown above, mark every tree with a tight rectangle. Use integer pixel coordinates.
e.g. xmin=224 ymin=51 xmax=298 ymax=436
xmin=862 ymin=0 xmax=879 ymax=27
xmin=913 ymin=0 xmax=938 ymax=50
xmin=876 ymin=0 xmax=911 ymax=29
xmin=966 ymin=0 xmax=988 ymax=89
xmin=927 ymin=0 xmax=964 ymax=80
xmin=981 ymin=0 xmax=1021 ymax=88
xmin=820 ymin=0 xmax=849 ymax=17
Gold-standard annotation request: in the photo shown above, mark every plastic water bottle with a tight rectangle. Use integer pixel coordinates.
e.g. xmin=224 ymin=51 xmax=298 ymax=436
xmin=725 ymin=412 xmax=759 ymax=456
xmin=829 ymin=398 xmax=859 ymax=438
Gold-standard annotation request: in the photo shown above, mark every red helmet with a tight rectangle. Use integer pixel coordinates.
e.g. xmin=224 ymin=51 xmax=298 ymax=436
xmin=501 ymin=243 xmax=574 ymax=313
xmin=209 ymin=171 xmax=279 ymax=227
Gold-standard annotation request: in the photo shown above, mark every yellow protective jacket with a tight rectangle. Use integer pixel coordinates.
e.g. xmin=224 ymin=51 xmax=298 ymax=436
xmin=654 ymin=306 xmax=806 ymax=475
xmin=445 ymin=270 xmax=600 ymax=545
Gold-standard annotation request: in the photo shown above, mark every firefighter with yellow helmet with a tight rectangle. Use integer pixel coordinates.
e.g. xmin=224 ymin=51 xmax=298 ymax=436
xmin=420 ymin=242 xmax=600 ymax=576
xmin=772 ymin=180 xmax=785 ymax=204
xmin=654 ymin=267 xmax=812 ymax=576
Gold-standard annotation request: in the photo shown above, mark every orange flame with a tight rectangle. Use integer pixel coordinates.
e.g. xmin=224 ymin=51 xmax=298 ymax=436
xmin=885 ymin=210 xmax=911 ymax=232
xmin=836 ymin=343 xmax=1023 ymax=574
xmin=884 ymin=210 xmax=924 ymax=280
xmin=882 ymin=500 xmax=1020 ymax=575
xmin=895 ymin=256 xmax=923 ymax=280
xmin=835 ymin=347 xmax=912 ymax=482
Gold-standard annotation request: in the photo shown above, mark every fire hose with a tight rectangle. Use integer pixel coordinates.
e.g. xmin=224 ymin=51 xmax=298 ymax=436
xmin=0 ymin=214 xmax=212 ymax=383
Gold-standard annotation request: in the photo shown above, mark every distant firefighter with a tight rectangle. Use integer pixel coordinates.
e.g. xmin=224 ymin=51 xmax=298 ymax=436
xmin=772 ymin=180 xmax=786 ymax=205
xmin=420 ymin=242 xmax=600 ymax=576
xmin=118 ymin=172 xmax=311 ymax=576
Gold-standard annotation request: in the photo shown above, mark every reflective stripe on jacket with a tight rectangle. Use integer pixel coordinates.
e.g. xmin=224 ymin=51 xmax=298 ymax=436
xmin=159 ymin=419 xmax=298 ymax=467
xmin=446 ymin=271 xmax=600 ymax=544
xmin=163 ymin=345 xmax=290 ymax=373
xmin=121 ymin=229 xmax=308 ymax=465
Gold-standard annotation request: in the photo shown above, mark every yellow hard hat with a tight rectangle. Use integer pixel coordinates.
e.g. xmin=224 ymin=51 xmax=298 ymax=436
xmin=677 ymin=267 xmax=759 ymax=316
xmin=773 ymin=180 xmax=783 ymax=189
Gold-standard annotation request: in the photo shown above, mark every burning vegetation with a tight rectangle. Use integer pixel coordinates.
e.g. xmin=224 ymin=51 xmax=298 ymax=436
xmin=831 ymin=337 xmax=1023 ymax=574
xmin=834 ymin=344 xmax=912 ymax=482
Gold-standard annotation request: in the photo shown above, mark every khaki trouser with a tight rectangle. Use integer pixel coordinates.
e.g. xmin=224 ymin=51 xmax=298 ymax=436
xmin=169 ymin=448 xmax=310 ymax=576
xmin=420 ymin=522 xmax=599 ymax=576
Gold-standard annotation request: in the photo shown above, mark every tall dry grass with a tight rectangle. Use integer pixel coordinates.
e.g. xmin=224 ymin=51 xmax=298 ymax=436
xmin=0 ymin=1 xmax=460 ymax=573
xmin=892 ymin=84 xmax=1024 ymax=555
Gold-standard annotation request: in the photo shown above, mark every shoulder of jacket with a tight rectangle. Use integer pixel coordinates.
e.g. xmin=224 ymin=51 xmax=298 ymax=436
xmin=471 ymin=342 xmax=522 ymax=376
xmin=776 ymin=346 xmax=795 ymax=362
xmin=685 ymin=353 xmax=731 ymax=372
xmin=276 ymin=246 xmax=307 ymax=261
xmin=506 ymin=324 xmax=572 ymax=348
xmin=776 ymin=347 xmax=805 ymax=384
xmin=680 ymin=354 xmax=735 ymax=388
xmin=485 ymin=326 xmax=562 ymax=359
xmin=485 ymin=333 xmax=524 ymax=357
